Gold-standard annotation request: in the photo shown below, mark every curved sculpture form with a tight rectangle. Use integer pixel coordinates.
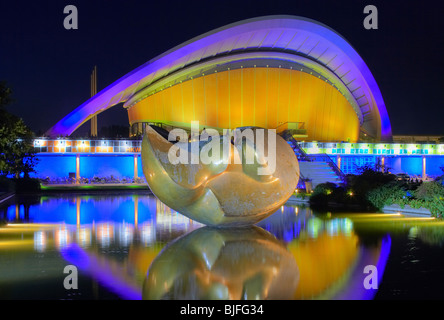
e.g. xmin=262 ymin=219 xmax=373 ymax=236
xmin=141 ymin=125 xmax=299 ymax=226
xmin=47 ymin=15 xmax=391 ymax=141
xmin=142 ymin=226 xmax=299 ymax=300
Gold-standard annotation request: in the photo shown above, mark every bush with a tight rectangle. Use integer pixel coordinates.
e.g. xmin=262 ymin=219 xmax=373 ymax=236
xmin=293 ymin=191 xmax=309 ymax=200
xmin=367 ymin=183 xmax=407 ymax=210
xmin=311 ymin=182 xmax=339 ymax=197
xmin=367 ymin=181 xmax=444 ymax=218
xmin=308 ymin=166 xmax=444 ymax=217
xmin=409 ymin=199 xmax=426 ymax=209
xmin=309 ymin=182 xmax=351 ymax=207
xmin=427 ymin=200 xmax=444 ymax=218
xmin=414 ymin=181 xmax=444 ymax=201
xmin=348 ymin=166 xmax=397 ymax=198
xmin=413 ymin=182 xmax=444 ymax=217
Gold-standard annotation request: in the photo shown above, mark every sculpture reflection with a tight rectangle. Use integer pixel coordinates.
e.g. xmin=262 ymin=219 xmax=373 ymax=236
xmin=142 ymin=226 xmax=299 ymax=300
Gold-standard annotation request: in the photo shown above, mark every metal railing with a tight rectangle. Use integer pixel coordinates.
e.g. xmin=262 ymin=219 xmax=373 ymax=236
xmin=275 ymin=122 xmax=307 ymax=135
xmin=281 ymin=130 xmax=346 ymax=183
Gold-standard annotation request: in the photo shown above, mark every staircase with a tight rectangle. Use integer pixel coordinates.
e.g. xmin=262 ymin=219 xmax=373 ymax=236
xmin=298 ymin=162 xmax=343 ymax=188
xmin=281 ymin=130 xmax=345 ymax=189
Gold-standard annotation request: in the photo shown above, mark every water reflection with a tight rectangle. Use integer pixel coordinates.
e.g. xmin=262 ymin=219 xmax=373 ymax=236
xmin=0 ymin=193 xmax=439 ymax=299
xmin=143 ymin=226 xmax=299 ymax=300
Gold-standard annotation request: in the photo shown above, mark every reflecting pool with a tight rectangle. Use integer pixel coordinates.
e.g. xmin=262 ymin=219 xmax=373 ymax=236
xmin=1 ymin=192 xmax=444 ymax=300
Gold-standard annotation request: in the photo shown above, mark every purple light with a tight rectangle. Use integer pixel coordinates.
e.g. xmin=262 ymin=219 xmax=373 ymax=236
xmin=332 ymin=234 xmax=391 ymax=300
xmin=61 ymin=243 xmax=142 ymax=300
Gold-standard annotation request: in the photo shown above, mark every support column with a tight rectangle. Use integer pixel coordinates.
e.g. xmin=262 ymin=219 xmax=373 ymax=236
xmin=134 ymin=154 xmax=138 ymax=182
xmin=381 ymin=156 xmax=385 ymax=173
xmin=422 ymin=156 xmax=427 ymax=180
xmin=76 ymin=154 xmax=80 ymax=184
xmin=90 ymin=66 xmax=98 ymax=137
xmin=337 ymin=156 xmax=341 ymax=171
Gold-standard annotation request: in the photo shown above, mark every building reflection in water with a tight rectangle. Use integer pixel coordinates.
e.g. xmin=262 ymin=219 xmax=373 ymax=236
xmin=142 ymin=226 xmax=299 ymax=300
xmin=0 ymin=194 xmax=405 ymax=300
xmin=77 ymin=228 xmax=91 ymax=248
xmin=33 ymin=230 xmax=46 ymax=252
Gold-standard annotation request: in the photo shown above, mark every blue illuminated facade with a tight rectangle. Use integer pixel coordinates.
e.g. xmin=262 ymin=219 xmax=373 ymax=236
xmin=30 ymin=139 xmax=444 ymax=182
xmin=32 ymin=154 xmax=142 ymax=180
xmin=33 ymin=155 xmax=77 ymax=179
xmin=79 ymin=155 xmax=138 ymax=179
xmin=330 ymin=155 xmax=444 ymax=177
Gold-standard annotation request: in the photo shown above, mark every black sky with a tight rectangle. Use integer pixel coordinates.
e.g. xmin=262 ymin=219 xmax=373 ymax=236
xmin=1 ymin=0 xmax=443 ymax=136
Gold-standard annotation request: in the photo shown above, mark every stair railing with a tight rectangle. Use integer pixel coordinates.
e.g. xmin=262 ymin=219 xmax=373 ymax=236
xmin=281 ymin=130 xmax=346 ymax=183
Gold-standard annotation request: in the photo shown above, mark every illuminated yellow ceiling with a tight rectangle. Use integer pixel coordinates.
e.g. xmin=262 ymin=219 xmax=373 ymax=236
xmin=128 ymin=67 xmax=360 ymax=142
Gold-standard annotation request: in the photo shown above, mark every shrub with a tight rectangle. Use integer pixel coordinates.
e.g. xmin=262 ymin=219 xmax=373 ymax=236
xmin=309 ymin=183 xmax=336 ymax=207
xmin=413 ymin=182 xmax=444 ymax=217
xmin=427 ymin=200 xmax=444 ymax=218
xmin=294 ymin=191 xmax=309 ymax=200
xmin=367 ymin=183 xmax=407 ymax=210
xmin=309 ymin=182 xmax=351 ymax=207
xmin=414 ymin=181 xmax=444 ymax=201
xmin=311 ymin=182 xmax=339 ymax=197
xmin=366 ymin=181 xmax=444 ymax=217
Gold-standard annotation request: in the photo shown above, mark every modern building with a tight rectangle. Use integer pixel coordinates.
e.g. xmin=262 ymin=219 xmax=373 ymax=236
xmin=47 ymin=15 xmax=391 ymax=143
xmin=35 ymin=16 xmax=443 ymax=186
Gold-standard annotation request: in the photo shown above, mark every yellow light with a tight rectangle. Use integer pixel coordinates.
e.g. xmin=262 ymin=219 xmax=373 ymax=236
xmin=6 ymin=223 xmax=58 ymax=227
xmin=128 ymin=67 xmax=360 ymax=142
xmin=0 ymin=240 xmax=34 ymax=249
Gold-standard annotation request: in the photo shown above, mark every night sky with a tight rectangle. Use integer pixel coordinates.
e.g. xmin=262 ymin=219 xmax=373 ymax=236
xmin=1 ymin=0 xmax=443 ymax=137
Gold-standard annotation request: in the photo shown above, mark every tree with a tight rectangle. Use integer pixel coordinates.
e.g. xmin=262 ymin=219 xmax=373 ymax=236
xmin=0 ymin=82 xmax=13 ymax=109
xmin=0 ymin=82 xmax=38 ymax=178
